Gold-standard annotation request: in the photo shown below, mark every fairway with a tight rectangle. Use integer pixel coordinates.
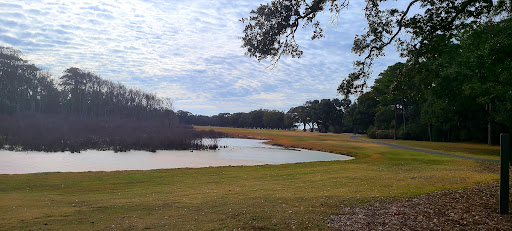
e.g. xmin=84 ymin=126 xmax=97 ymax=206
xmin=352 ymin=135 xmax=501 ymax=162
xmin=0 ymin=128 xmax=500 ymax=230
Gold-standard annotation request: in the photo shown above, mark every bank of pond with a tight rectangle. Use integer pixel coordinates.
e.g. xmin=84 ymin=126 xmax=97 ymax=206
xmin=0 ymin=138 xmax=353 ymax=174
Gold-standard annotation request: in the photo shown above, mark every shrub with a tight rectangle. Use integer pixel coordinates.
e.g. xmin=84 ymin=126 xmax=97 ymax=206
xmin=366 ymin=125 xmax=376 ymax=139
xmin=375 ymin=130 xmax=393 ymax=139
xmin=398 ymin=123 xmax=427 ymax=140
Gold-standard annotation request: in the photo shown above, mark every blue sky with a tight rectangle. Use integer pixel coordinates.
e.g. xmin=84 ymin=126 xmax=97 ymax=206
xmin=0 ymin=0 xmax=403 ymax=115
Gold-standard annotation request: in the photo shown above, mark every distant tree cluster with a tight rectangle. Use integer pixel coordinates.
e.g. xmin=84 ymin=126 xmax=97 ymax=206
xmin=176 ymin=109 xmax=295 ymax=130
xmin=345 ymin=19 xmax=512 ymax=143
xmin=177 ymin=98 xmax=353 ymax=133
xmin=0 ymin=46 xmax=221 ymax=151
xmin=288 ymin=99 xmax=351 ymax=133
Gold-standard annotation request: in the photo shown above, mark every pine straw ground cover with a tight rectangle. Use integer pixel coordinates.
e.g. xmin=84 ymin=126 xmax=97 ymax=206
xmin=329 ymin=182 xmax=512 ymax=230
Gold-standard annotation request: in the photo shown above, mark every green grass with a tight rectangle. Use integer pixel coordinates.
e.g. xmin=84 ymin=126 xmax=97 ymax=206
xmin=0 ymin=127 xmax=499 ymax=230
xmin=358 ymin=136 xmax=501 ymax=160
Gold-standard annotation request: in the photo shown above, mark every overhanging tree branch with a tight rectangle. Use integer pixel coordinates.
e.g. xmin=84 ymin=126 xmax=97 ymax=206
xmin=241 ymin=0 xmax=503 ymax=97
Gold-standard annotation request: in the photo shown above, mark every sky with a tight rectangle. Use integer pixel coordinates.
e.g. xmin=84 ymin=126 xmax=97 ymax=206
xmin=0 ymin=0 xmax=404 ymax=116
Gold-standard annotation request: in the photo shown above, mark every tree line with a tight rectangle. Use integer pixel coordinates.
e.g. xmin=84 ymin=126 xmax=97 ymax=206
xmin=0 ymin=46 xmax=174 ymax=121
xmin=345 ymin=19 xmax=512 ymax=143
xmin=176 ymin=98 xmax=352 ymax=133
xmin=288 ymin=99 xmax=351 ymax=133
xmin=176 ymin=109 xmax=295 ymax=130
xmin=0 ymin=46 xmax=221 ymax=152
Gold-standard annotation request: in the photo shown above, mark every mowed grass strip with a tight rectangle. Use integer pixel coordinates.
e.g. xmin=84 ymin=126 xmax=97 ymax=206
xmin=359 ymin=137 xmax=501 ymax=160
xmin=0 ymin=127 xmax=499 ymax=230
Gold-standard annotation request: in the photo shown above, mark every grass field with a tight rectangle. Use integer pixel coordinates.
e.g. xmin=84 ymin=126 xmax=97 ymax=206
xmin=359 ymin=136 xmax=501 ymax=160
xmin=0 ymin=127 xmax=500 ymax=230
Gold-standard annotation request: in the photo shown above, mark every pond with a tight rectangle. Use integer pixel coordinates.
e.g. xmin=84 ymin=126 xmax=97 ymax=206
xmin=0 ymin=138 xmax=353 ymax=174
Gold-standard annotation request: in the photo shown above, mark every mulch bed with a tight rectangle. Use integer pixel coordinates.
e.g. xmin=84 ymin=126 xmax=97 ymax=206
xmin=329 ymin=182 xmax=512 ymax=230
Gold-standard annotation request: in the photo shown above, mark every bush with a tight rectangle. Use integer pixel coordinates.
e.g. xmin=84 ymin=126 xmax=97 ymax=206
xmin=375 ymin=130 xmax=394 ymax=139
xmin=399 ymin=123 xmax=427 ymax=140
xmin=366 ymin=125 xmax=376 ymax=139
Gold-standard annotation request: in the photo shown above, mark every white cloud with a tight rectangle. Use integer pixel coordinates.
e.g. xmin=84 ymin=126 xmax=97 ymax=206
xmin=0 ymin=0 xmax=404 ymax=115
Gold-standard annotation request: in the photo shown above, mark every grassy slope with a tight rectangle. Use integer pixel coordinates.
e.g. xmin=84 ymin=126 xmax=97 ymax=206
xmin=0 ymin=127 xmax=499 ymax=230
xmin=360 ymin=137 xmax=501 ymax=160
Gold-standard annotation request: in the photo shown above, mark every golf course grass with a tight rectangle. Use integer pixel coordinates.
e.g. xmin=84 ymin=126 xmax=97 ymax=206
xmin=360 ymin=137 xmax=501 ymax=160
xmin=0 ymin=127 xmax=500 ymax=230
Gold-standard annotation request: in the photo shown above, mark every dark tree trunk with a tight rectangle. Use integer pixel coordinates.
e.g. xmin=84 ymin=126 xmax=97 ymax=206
xmin=488 ymin=103 xmax=492 ymax=145
xmin=394 ymin=104 xmax=397 ymax=140
xmin=402 ymin=97 xmax=406 ymax=131
xmin=442 ymin=123 xmax=445 ymax=142
xmin=447 ymin=124 xmax=451 ymax=142
xmin=488 ymin=122 xmax=492 ymax=145
xmin=428 ymin=124 xmax=432 ymax=142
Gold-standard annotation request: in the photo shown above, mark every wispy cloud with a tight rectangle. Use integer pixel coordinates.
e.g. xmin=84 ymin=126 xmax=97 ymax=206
xmin=0 ymin=0 xmax=403 ymax=115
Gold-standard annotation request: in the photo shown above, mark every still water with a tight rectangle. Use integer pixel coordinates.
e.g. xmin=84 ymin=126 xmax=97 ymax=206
xmin=0 ymin=138 xmax=353 ymax=174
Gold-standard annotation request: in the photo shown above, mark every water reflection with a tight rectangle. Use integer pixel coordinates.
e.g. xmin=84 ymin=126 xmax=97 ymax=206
xmin=0 ymin=138 xmax=353 ymax=174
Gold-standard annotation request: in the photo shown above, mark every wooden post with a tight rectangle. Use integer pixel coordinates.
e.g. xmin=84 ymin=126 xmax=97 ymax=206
xmin=500 ymin=133 xmax=510 ymax=214
xmin=488 ymin=104 xmax=492 ymax=145
xmin=393 ymin=104 xmax=397 ymax=140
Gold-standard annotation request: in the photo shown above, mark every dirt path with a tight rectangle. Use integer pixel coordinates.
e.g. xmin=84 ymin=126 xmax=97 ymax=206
xmin=349 ymin=135 xmax=499 ymax=163
xmin=329 ymin=182 xmax=512 ymax=230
